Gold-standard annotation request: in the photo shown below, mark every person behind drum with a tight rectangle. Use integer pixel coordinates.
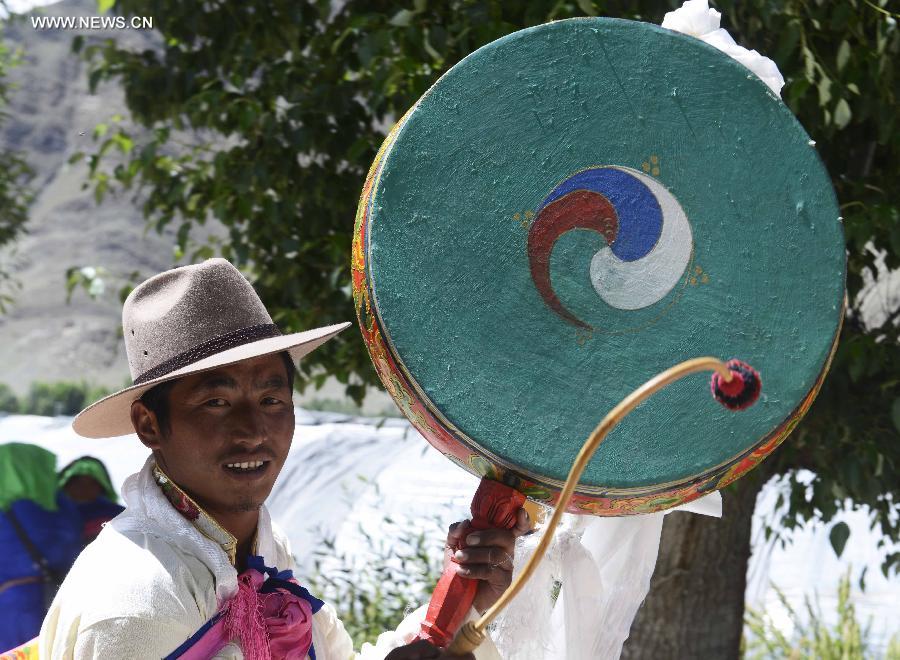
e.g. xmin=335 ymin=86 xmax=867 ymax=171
xmin=58 ymin=456 xmax=125 ymax=547
xmin=0 ymin=444 xmax=81 ymax=652
xmin=39 ymin=258 xmax=527 ymax=659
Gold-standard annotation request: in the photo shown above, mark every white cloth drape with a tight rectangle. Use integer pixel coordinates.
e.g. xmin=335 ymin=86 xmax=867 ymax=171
xmin=491 ymin=493 xmax=722 ymax=660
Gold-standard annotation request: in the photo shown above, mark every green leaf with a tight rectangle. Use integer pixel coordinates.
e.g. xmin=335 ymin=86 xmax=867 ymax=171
xmin=93 ymin=178 xmax=107 ymax=204
xmin=836 ymin=40 xmax=851 ymax=72
xmin=829 ymin=521 xmax=851 ymax=557
xmin=577 ymin=0 xmax=598 ymax=16
xmin=848 ymin=348 xmax=865 ymax=381
xmin=817 ymin=76 xmax=833 ymax=107
xmin=88 ymin=69 xmax=104 ymax=94
xmin=97 ymin=0 xmax=115 ymax=13
xmin=64 ymin=267 xmax=81 ymax=304
xmin=803 ymin=47 xmax=817 ymax=80
xmin=113 ymin=133 xmax=133 ymax=153
xmin=176 ymin=222 xmax=191 ymax=250
xmin=775 ymin=20 xmax=801 ymax=62
xmin=834 ymin=98 xmax=852 ymax=129
xmin=389 ymin=9 xmax=415 ymax=27
xmin=891 ymin=398 xmax=900 ymax=433
xmin=422 ymin=28 xmax=441 ymax=62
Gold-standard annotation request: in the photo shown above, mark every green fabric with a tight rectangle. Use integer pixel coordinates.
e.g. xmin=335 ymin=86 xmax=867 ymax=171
xmin=58 ymin=456 xmax=118 ymax=503
xmin=0 ymin=442 xmax=59 ymax=512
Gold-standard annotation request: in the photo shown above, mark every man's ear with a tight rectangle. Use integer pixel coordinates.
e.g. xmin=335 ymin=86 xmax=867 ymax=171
xmin=131 ymin=400 xmax=164 ymax=450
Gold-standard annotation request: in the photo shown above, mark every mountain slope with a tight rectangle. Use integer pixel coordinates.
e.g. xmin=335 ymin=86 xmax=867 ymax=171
xmin=0 ymin=0 xmax=208 ymax=391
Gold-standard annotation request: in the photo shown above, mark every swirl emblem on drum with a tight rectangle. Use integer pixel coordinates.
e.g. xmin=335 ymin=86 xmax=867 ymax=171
xmin=527 ymin=166 xmax=693 ymax=329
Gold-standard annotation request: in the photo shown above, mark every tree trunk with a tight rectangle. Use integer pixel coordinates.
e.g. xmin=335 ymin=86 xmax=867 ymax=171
xmin=621 ymin=469 xmax=771 ymax=659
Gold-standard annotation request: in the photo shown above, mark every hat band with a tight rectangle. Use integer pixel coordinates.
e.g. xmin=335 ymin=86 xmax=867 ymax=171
xmin=133 ymin=323 xmax=282 ymax=385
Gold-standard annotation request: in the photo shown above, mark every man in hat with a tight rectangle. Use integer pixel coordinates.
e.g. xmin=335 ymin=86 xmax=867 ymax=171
xmin=38 ymin=259 xmax=523 ymax=659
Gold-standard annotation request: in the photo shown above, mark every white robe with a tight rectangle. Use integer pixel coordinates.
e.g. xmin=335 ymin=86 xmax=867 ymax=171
xmin=39 ymin=457 xmax=500 ymax=659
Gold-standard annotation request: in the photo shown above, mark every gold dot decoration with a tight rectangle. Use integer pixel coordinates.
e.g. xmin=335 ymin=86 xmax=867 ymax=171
xmin=690 ymin=264 xmax=711 ymax=286
xmin=641 ymin=154 xmax=661 ymax=177
xmin=513 ymin=210 xmax=534 ymax=229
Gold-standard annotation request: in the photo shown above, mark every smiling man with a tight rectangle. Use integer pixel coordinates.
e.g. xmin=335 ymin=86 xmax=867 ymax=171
xmin=134 ymin=353 xmax=297 ymax=570
xmin=38 ymin=259 xmax=520 ymax=659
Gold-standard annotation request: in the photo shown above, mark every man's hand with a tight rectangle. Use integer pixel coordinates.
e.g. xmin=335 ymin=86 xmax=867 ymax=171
xmin=385 ymin=639 xmax=474 ymax=659
xmin=444 ymin=508 xmax=531 ymax=614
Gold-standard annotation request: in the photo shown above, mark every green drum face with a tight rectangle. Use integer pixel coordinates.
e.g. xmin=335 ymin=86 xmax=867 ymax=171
xmin=352 ymin=18 xmax=845 ymax=515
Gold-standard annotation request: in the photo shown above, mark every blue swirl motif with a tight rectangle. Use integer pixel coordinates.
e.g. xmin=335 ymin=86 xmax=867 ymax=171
xmin=540 ymin=167 xmax=664 ymax=262
xmin=528 ymin=166 xmax=693 ymax=327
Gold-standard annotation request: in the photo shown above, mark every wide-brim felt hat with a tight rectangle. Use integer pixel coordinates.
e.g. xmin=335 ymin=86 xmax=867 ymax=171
xmin=73 ymin=258 xmax=351 ymax=438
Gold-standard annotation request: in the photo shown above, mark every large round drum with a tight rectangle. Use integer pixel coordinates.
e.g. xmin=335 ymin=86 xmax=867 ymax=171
xmin=352 ymin=18 xmax=845 ymax=515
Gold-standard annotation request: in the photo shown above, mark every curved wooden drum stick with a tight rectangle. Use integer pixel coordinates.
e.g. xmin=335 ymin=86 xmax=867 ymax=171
xmin=446 ymin=357 xmax=759 ymax=654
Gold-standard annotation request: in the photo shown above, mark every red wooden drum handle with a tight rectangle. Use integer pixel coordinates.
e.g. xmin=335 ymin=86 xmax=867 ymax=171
xmin=417 ymin=478 xmax=525 ymax=647
xmin=444 ymin=356 xmax=761 ymax=655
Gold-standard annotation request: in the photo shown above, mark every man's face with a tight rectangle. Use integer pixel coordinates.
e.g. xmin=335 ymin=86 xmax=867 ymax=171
xmin=138 ymin=354 xmax=295 ymax=518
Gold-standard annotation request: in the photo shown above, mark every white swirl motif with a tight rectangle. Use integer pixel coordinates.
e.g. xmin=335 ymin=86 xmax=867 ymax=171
xmin=589 ymin=168 xmax=693 ymax=311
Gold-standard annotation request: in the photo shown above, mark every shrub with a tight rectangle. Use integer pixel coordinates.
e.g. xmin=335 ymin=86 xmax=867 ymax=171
xmin=305 ymin=504 xmax=445 ymax=648
xmin=0 ymin=383 xmax=18 ymax=413
xmin=744 ymin=570 xmax=899 ymax=659
xmin=10 ymin=381 xmax=113 ymax=416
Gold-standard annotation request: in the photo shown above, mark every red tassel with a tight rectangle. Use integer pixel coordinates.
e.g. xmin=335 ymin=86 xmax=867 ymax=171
xmin=710 ymin=359 xmax=761 ymax=411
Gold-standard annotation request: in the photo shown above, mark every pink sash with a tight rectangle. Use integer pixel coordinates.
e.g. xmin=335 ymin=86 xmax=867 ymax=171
xmin=166 ymin=557 xmax=323 ymax=660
